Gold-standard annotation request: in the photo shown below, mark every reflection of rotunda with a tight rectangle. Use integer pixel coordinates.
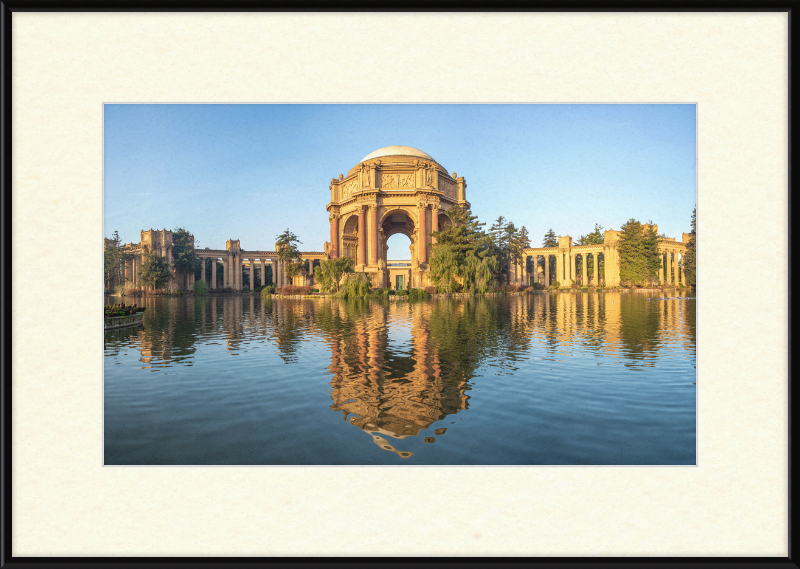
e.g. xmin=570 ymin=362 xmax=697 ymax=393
xmin=326 ymin=146 xmax=469 ymax=289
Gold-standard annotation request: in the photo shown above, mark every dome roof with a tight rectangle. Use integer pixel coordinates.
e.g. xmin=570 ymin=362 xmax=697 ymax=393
xmin=361 ymin=146 xmax=434 ymax=162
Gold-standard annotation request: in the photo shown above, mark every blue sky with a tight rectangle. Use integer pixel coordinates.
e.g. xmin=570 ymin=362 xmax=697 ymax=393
xmin=104 ymin=104 xmax=696 ymax=259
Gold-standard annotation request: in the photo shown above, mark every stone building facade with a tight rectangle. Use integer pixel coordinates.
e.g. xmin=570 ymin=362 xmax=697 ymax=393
xmin=326 ymin=145 xmax=469 ymax=289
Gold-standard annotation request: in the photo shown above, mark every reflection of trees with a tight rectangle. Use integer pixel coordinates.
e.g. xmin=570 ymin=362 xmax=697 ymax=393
xmin=264 ymin=298 xmax=307 ymax=363
xmin=617 ymin=296 xmax=662 ymax=364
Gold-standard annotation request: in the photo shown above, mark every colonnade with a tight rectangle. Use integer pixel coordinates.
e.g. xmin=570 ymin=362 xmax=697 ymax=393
xmin=523 ymin=246 xmax=687 ymax=287
xmin=657 ymin=248 xmax=686 ymax=286
xmin=197 ymin=254 xmax=289 ymax=291
xmin=525 ymin=251 xmax=605 ymax=287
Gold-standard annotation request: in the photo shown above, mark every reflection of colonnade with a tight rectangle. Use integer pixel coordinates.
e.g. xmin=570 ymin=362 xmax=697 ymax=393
xmin=499 ymin=291 xmax=694 ymax=363
xmin=521 ymin=227 xmax=692 ymax=287
xmin=113 ymin=230 xmax=326 ymax=291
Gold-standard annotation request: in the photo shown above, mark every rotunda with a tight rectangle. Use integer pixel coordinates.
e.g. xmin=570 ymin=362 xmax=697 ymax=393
xmin=326 ymin=146 xmax=469 ymax=289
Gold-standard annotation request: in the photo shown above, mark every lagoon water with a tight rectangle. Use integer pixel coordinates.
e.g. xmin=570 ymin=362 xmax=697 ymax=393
xmin=104 ymin=291 xmax=696 ymax=465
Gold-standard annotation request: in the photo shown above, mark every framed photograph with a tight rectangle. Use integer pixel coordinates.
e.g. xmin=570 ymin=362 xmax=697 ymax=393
xmin=3 ymin=5 xmax=792 ymax=565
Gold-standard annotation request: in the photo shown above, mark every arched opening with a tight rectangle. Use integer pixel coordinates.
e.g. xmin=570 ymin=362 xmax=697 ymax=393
xmin=386 ymin=233 xmax=412 ymax=260
xmin=381 ymin=209 xmax=416 ymax=290
xmin=341 ymin=214 xmax=360 ymax=265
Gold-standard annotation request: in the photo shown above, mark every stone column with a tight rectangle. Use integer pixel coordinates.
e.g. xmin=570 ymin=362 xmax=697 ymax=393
xmin=357 ymin=207 xmax=366 ymax=266
xmin=200 ymin=258 xmax=206 ymax=286
xmin=544 ymin=255 xmax=550 ymax=286
xmin=250 ymin=260 xmax=254 ymax=291
xmin=368 ymin=205 xmax=378 ymax=266
xmin=211 ymin=258 xmax=217 ymax=289
xmin=565 ymin=252 xmax=575 ymax=284
xmin=658 ymin=252 xmax=664 ymax=284
xmin=431 ymin=208 xmax=439 ymax=245
xmin=666 ymin=251 xmax=673 ymax=285
xmin=417 ymin=203 xmax=427 ymax=266
xmin=592 ymin=253 xmax=598 ymax=284
xmin=581 ymin=254 xmax=587 ymax=285
xmin=680 ymin=252 xmax=686 ymax=285
xmin=555 ymin=253 xmax=562 ymax=285
xmin=329 ymin=214 xmax=339 ymax=259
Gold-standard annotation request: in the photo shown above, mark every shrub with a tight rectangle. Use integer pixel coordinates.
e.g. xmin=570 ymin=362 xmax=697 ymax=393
xmin=407 ymin=288 xmax=431 ymax=299
xmin=281 ymin=285 xmax=312 ymax=295
xmin=550 ymin=281 xmax=561 ymax=290
xmin=423 ymin=286 xmax=436 ymax=295
xmin=260 ymin=285 xmax=276 ymax=297
xmin=214 ymin=287 xmax=234 ymax=294
xmin=581 ymin=286 xmax=589 ymax=291
xmin=335 ymin=273 xmax=371 ymax=298
xmin=193 ymin=280 xmax=208 ymax=296
xmin=105 ymin=302 xmax=146 ymax=317
xmin=124 ymin=287 xmax=145 ymax=297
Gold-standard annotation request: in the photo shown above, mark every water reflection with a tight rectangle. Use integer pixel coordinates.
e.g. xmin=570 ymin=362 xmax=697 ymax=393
xmin=313 ymin=301 xmax=471 ymax=458
xmin=105 ymin=291 xmax=695 ymax=463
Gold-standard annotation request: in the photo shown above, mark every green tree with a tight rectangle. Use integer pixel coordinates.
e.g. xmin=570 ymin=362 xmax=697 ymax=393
xmin=138 ymin=250 xmax=172 ymax=289
xmin=428 ymin=205 xmax=495 ymax=293
xmin=542 ymin=228 xmax=558 ymax=248
xmin=511 ymin=225 xmax=530 ymax=281
xmin=276 ymin=229 xmax=303 ymax=283
xmin=314 ymin=256 xmax=354 ymax=293
xmin=171 ymin=227 xmax=201 ymax=289
xmin=684 ymin=207 xmax=696 ymax=287
xmin=104 ymin=231 xmax=131 ymax=288
xmin=488 ymin=216 xmax=510 ymax=285
xmin=617 ymin=219 xmax=661 ymax=286
xmin=539 ymin=228 xmax=559 ymax=284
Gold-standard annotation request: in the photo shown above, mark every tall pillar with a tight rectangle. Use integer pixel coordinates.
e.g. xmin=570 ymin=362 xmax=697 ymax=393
xmin=666 ymin=251 xmax=673 ymax=285
xmin=680 ymin=252 xmax=686 ymax=285
xmin=211 ymin=258 xmax=217 ymax=289
xmin=544 ymin=255 xmax=549 ymax=286
xmin=417 ymin=204 xmax=427 ymax=266
xmin=200 ymin=258 xmax=206 ymax=286
xmin=581 ymin=254 xmax=587 ymax=285
xmin=658 ymin=252 xmax=664 ymax=284
xmin=329 ymin=213 xmax=339 ymax=259
xmin=431 ymin=209 xmax=439 ymax=245
xmin=565 ymin=252 xmax=575 ymax=284
xmin=249 ymin=260 xmax=254 ymax=291
xmin=368 ymin=205 xmax=378 ymax=266
xmin=592 ymin=253 xmax=598 ymax=284
xmin=555 ymin=252 xmax=563 ymax=284
xmin=357 ymin=207 xmax=366 ymax=266
xmin=224 ymin=256 xmax=229 ymax=287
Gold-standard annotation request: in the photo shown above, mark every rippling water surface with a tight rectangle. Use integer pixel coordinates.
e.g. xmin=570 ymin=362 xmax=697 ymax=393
xmin=104 ymin=291 xmax=696 ymax=465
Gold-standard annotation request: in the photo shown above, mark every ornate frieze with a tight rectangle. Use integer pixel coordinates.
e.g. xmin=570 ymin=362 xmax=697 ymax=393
xmin=439 ymin=177 xmax=456 ymax=198
xmin=380 ymin=173 xmax=415 ymax=189
xmin=342 ymin=176 xmax=359 ymax=197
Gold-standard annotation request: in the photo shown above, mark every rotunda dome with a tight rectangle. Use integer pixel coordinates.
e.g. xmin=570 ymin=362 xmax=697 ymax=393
xmin=360 ymin=145 xmax=434 ymax=162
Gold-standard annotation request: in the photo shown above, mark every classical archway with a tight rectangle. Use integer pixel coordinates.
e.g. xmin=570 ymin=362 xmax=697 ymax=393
xmin=326 ymin=146 xmax=469 ymax=288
